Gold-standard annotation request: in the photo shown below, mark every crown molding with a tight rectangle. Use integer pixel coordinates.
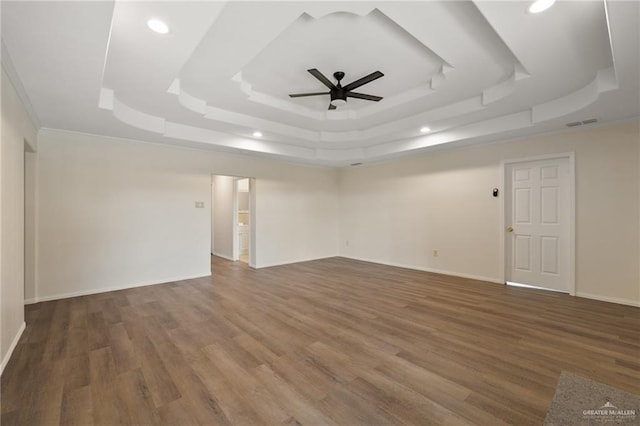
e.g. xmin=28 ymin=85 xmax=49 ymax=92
xmin=1 ymin=38 xmax=41 ymax=129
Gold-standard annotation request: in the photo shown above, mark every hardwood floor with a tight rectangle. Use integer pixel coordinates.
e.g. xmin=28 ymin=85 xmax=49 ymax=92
xmin=2 ymin=256 xmax=639 ymax=425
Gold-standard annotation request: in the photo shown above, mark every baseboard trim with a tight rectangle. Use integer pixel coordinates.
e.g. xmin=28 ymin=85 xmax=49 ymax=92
xmin=1 ymin=321 xmax=26 ymax=376
xmin=24 ymin=272 xmax=212 ymax=304
xmin=255 ymin=256 xmax=337 ymax=269
xmin=575 ymin=292 xmax=640 ymax=307
xmin=339 ymin=255 xmax=504 ymax=284
xmin=212 ymin=252 xmax=235 ymax=262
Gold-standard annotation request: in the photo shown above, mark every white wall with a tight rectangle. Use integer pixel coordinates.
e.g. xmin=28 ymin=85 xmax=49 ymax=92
xmin=211 ymin=175 xmax=234 ymax=260
xmin=338 ymin=120 xmax=640 ymax=306
xmin=254 ymin=173 xmax=338 ymax=267
xmin=1 ymin=67 xmax=37 ymax=373
xmin=36 ymin=131 xmax=212 ymax=301
xmin=34 ymin=129 xmax=339 ymax=301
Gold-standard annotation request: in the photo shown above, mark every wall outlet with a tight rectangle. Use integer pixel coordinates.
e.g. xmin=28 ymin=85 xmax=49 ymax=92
xmin=195 ymin=201 xmax=205 ymax=208
xmin=433 ymin=249 xmax=439 ymax=257
xmin=346 ymin=240 xmax=349 ymax=247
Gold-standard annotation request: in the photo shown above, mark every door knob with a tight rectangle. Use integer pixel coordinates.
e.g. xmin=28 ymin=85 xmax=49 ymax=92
xmin=506 ymin=226 xmax=514 ymax=233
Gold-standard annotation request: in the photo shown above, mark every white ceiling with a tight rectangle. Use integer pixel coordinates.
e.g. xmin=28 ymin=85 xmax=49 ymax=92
xmin=1 ymin=1 xmax=639 ymax=167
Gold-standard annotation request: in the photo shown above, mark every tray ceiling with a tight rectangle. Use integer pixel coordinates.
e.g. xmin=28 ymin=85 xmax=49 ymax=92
xmin=1 ymin=1 xmax=639 ymax=166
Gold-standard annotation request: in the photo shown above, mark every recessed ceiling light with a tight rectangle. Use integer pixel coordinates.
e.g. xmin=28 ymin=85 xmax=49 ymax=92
xmin=147 ymin=19 xmax=170 ymax=34
xmin=252 ymin=131 xmax=263 ymax=138
xmin=528 ymin=0 xmax=556 ymax=14
xmin=420 ymin=127 xmax=431 ymax=133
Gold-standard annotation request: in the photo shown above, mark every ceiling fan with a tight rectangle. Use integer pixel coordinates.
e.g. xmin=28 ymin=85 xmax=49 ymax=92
xmin=289 ymin=69 xmax=384 ymax=110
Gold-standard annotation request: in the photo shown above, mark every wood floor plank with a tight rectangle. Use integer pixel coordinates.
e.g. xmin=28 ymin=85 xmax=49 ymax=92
xmin=317 ymin=382 xmax=402 ymax=425
xmin=27 ymin=358 xmax=65 ymax=425
xmin=346 ymin=375 xmax=474 ymax=426
xmin=188 ymin=348 xmax=264 ymax=425
xmin=269 ymin=351 xmax=336 ymax=401
xmin=234 ymin=332 xmax=281 ymax=366
xmin=87 ymin=311 xmax=109 ymax=351
xmin=253 ymin=363 xmax=338 ymax=426
xmin=107 ymin=322 xmax=138 ymax=374
xmin=116 ymin=369 xmax=162 ymax=424
xmin=143 ymin=331 xmax=234 ymax=425
xmin=63 ymin=353 xmax=90 ymax=393
xmin=131 ymin=335 xmax=182 ymax=407
xmin=89 ymin=348 xmax=129 ymax=425
xmin=60 ymin=385 xmax=92 ymax=426
xmin=202 ymin=343 xmax=291 ymax=424
xmin=156 ymin=399 xmax=199 ymax=426
xmin=2 ymin=256 xmax=638 ymax=425
xmin=1 ymin=342 xmax=42 ymax=414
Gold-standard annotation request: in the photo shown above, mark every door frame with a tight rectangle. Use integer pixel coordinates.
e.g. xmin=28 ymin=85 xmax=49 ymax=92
xmin=232 ymin=179 xmax=240 ymax=262
xmin=499 ymin=152 xmax=576 ymax=295
xmin=232 ymin=177 xmax=255 ymax=267
xmin=211 ymin=175 xmax=256 ymax=268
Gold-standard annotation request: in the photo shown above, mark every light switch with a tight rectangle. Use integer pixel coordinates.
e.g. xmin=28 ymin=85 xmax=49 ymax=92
xmin=195 ymin=201 xmax=205 ymax=208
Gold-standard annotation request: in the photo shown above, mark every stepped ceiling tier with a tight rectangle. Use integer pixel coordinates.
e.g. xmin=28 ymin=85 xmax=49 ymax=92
xmin=2 ymin=1 xmax=638 ymax=166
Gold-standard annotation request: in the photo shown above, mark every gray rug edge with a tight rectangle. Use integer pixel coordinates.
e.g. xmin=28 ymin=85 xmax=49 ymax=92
xmin=543 ymin=371 xmax=640 ymax=425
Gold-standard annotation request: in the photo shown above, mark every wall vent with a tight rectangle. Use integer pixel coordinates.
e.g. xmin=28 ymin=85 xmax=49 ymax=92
xmin=350 ymin=162 xmax=363 ymax=166
xmin=566 ymin=118 xmax=598 ymax=128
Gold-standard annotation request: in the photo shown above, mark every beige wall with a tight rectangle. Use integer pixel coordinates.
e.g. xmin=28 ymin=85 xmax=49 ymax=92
xmin=34 ymin=128 xmax=339 ymax=301
xmin=338 ymin=121 xmax=640 ymax=306
xmin=1 ymin=68 xmax=37 ymax=373
xmin=30 ymin=121 xmax=640 ymax=306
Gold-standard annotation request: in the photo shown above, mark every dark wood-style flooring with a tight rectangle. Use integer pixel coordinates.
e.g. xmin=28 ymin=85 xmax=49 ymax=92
xmin=2 ymin=256 xmax=639 ymax=425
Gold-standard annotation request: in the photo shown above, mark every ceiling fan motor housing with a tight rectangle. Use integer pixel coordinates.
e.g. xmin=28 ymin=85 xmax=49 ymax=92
xmin=330 ymin=88 xmax=348 ymax=104
xmin=331 ymin=71 xmax=348 ymax=105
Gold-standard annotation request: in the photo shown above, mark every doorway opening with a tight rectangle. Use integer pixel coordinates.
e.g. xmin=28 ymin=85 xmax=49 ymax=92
xmin=211 ymin=175 xmax=256 ymax=268
xmin=235 ymin=178 xmax=250 ymax=264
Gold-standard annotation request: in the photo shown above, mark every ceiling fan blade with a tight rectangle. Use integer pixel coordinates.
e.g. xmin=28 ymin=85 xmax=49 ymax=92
xmin=343 ymin=71 xmax=384 ymax=91
xmin=328 ymin=104 xmax=337 ymax=110
xmin=289 ymin=92 xmax=330 ymax=98
xmin=307 ymin=69 xmax=337 ymax=90
xmin=347 ymin=92 xmax=383 ymax=102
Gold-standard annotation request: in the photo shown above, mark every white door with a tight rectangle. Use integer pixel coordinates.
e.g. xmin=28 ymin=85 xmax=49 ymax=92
xmin=505 ymin=157 xmax=572 ymax=293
